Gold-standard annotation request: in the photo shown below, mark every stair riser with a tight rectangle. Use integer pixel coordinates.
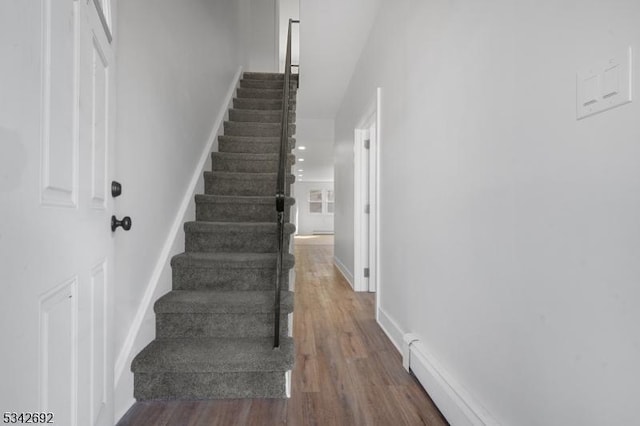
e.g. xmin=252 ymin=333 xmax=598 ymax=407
xmin=156 ymin=313 xmax=290 ymax=338
xmin=134 ymin=371 xmax=288 ymax=400
xmin=218 ymin=139 xmax=295 ymax=154
xmin=243 ymin=72 xmax=299 ymax=81
xmin=229 ymin=109 xmax=296 ymax=123
xmin=212 ymin=156 xmax=295 ymax=173
xmin=212 ymin=159 xmax=277 ymax=174
xmin=236 ymin=88 xmax=297 ymax=100
xmin=240 ymin=79 xmax=297 ymax=90
xmin=172 ymin=266 xmax=290 ymax=291
xmin=196 ymin=203 xmax=291 ymax=222
xmin=205 ymin=175 xmax=293 ymax=196
xmin=185 ymin=230 xmax=290 ymax=253
xmin=233 ymin=98 xmax=296 ymax=111
xmin=224 ymin=122 xmax=295 ymax=137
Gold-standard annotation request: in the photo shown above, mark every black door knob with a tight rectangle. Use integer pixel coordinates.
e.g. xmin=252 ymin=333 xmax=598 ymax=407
xmin=111 ymin=215 xmax=132 ymax=232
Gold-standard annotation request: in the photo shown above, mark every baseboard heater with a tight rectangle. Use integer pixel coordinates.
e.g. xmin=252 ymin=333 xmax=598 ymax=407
xmin=402 ymin=334 xmax=496 ymax=426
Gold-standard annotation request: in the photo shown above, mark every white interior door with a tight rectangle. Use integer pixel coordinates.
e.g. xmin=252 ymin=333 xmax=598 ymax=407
xmin=354 ymin=122 xmax=374 ymax=292
xmin=366 ymin=121 xmax=377 ymax=293
xmin=362 ymin=129 xmax=371 ymax=291
xmin=0 ymin=1 xmax=116 ymax=425
xmin=353 ymin=97 xmax=379 ymax=294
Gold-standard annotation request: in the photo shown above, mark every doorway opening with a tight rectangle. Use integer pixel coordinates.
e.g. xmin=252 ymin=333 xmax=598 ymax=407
xmin=354 ymin=88 xmax=381 ymax=294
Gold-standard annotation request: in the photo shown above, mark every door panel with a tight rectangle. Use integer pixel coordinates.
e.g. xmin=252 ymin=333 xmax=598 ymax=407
xmin=0 ymin=1 xmax=116 ymax=425
xmin=90 ymin=36 xmax=109 ymax=209
xmin=40 ymin=0 xmax=79 ymax=206
xmin=39 ymin=279 xmax=78 ymax=426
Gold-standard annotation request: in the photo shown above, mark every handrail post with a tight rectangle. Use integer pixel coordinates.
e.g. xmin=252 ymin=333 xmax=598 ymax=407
xmin=274 ymin=18 xmax=298 ymax=349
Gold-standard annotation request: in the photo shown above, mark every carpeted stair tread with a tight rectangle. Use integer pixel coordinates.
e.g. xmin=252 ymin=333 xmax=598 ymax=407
xmin=211 ymin=152 xmax=295 ymax=173
xmin=170 ymin=251 xmax=293 ymax=292
xmin=131 ymin=337 xmax=294 ymax=373
xmin=204 ymin=171 xmax=295 ymax=197
xmin=211 ymin=152 xmax=295 ymax=162
xmin=224 ymin=121 xmax=296 ymax=137
xmin=195 ymin=194 xmax=295 ymax=206
xmin=195 ymin=194 xmax=295 ymax=223
xmin=236 ymin=87 xmax=296 ymax=100
xmin=233 ymin=98 xmax=295 ymax=111
xmin=240 ymin=79 xmax=298 ymax=90
xmin=184 ymin=221 xmax=296 ymax=253
xmin=218 ymin=135 xmax=295 ymax=154
xmin=204 ymin=171 xmax=295 ymax=196
xmin=171 ymin=251 xmax=295 ymax=269
xmin=204 ymin=171 xmax=296 ymax=181
xmin=243 ymin=72 xmax=299 ymax=81
xmin=229 ymin=109 xmax=296 ymax=123
xmin=184 ymin=221 xmax=295 ymax=234
xmin=154 ymin=290 xmax=294 ymax=314
xmin=218 ymin=135 xmax=295 ymax=144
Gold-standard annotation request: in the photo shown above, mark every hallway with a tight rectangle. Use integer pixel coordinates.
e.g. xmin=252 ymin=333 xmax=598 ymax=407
xmin=117 ymin=237 xmax=448 ymax=425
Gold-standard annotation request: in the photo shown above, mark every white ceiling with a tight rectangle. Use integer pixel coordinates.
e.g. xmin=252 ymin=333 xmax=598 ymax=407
xmin=297 ymin=0 xmax=381 ymax=119
xmin=279 ymin=0 xmax=381 ymax=182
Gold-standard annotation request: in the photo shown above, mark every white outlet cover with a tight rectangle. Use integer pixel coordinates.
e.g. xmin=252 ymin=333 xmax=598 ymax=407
xmin=577 ymin=47 xmax=632 ymax=119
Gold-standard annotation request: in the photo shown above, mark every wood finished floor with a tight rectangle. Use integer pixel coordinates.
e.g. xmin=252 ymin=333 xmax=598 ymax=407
xmin=117 ymin=240 xmax=448 ymax=426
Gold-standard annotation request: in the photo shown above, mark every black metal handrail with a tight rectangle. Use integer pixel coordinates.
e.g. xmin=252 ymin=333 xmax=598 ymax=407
xmin=274 ymin=19 xmax=299 ymax=349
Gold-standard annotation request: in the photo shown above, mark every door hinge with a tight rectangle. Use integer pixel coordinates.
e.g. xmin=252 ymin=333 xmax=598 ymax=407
xmin=364 ymin=139 xmax=370 ymax=149
xmin=364 ymin=204 xmax=370 ymax=214
xmin=364 ymin=267 xmax=370 ymax=278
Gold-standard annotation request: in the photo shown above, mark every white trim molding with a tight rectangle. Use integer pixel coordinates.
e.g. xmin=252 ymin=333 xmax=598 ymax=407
xmin=113 ymin=67 xmax=242 ymax=416
xmin=377 ymin=307 xmax=403 ymax=354
xmin=376 ymin=307 xmax=498 ymax=426
xmin=353 ymin=88 xmax=381 ymax=294
xmin=333 ymin=256 xmax=354 ymax=289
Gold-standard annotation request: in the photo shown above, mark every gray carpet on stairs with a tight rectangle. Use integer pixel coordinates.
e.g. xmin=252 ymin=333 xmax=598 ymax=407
xmin=131 ymin=72 xmax=297 ymax=400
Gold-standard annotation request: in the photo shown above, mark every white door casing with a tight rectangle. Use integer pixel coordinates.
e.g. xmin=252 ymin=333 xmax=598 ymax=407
xmin=0 ymin=1 xmax=116 ymax=425
xmin=355 ymin=125 xmax=371 ymax=291
xmin=353 ymin=88 xmax=380 ymax=295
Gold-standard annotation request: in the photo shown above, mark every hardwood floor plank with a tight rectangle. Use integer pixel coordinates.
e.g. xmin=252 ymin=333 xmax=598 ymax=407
xmin=294 ymin=353 xmax=321 ymax=392
xmin=193 ymin=400 xmax=252 ymax=426
xmin=116 ymin=240 xmax=449 ymax=426
xmin=246 ymin=399 xmax=287 ymax=426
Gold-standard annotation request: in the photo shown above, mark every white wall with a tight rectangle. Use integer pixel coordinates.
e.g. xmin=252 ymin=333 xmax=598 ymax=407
xmin=295 ymin=118 xmax=334 ymax=181
xmin=334 ymin=0 xmax=640 ymax=424
xmin=297 ymin=0 xmax=381 ymax=118
xmin=113 ymin=0 xmax=243 ymax=416
xmin=294 ymin=181 xmax=334 ymax=235
xmin=248 ymin=0 xmax=278 ymax=72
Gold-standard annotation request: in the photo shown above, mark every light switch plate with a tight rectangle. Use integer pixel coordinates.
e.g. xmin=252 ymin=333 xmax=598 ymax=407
xmin=577 ymin=47 xmax=632 ymax=119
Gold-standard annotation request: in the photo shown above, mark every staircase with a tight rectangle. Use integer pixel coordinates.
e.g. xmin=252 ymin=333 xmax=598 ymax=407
xmin=131 ymin=72 xmax=298 ymax=400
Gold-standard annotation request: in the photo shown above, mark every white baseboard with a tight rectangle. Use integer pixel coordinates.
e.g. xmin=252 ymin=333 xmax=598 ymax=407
xmin=377 ymin=308 xmax=497 ymax=426
xmin=407 ymin=340 xmax=498 ymax=426
xmin=376 ymin=307 xmax=404 ymax=354
xmin=112 ymin=66 xmax=243 ymax=417
xmin=333 ymin=256 xmax=354 ymax=289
